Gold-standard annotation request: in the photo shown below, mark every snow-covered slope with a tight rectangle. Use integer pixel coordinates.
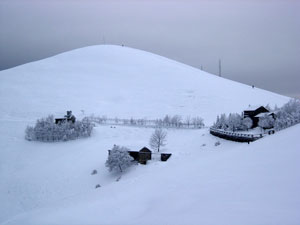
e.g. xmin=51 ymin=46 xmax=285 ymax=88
xmin=1 ymin=124 xmax=300 ymax=225
xmin=0 ymin=45 xmax=289 ymax=125
xmin=0 ymin=45 xmax=297 ymax=224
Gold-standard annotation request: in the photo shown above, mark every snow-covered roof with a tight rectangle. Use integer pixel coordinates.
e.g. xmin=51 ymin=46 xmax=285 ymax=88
xmin=245 ymin=105 xmax=263 ymax=111
xmin=254 ymin=112 xmax=274 ymax=118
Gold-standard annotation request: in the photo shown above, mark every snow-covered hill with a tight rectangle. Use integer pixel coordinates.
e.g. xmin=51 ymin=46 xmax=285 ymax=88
xmin=0 ymin=45 xmax=298 ymax=225
xmin=0 ymin=45 xmax=289 ymax=125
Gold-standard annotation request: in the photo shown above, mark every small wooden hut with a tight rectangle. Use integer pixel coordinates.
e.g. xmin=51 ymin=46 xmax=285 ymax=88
xmin=128 ymin=147 xmax=152 ymax=164
xmin=138 ymin=147 xmax=152 ymax=164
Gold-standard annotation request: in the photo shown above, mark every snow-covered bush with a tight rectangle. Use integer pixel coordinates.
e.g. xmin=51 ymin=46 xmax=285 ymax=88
xmin=105 ymin=145 xmax=134 ymax=173
xmin=258 ymin=114 xmax=275 ymax=129
xmin=25 ymin=115 xmax=93 ymax=142
xmin=242 ymin=117 xmax=253 ymax=130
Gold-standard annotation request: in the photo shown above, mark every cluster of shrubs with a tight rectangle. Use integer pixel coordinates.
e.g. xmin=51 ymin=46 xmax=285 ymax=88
xmin=25 ymin=115 xmax=94 ymax=142
xmin=212 ymin=99 xmax=300 ymax=132
xmin=274 ymin=99 xmax=300 ymax=130
xmin=213 ymin=113 xmax=253 ymax=131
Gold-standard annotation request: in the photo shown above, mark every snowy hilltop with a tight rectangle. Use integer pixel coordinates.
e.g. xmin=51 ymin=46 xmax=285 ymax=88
xmin=0 ymin=45 xmax=289 ymax=125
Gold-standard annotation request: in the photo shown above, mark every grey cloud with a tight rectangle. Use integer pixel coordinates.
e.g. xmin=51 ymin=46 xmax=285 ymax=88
xmin=0 ymin=0 xmax=299 ymax=98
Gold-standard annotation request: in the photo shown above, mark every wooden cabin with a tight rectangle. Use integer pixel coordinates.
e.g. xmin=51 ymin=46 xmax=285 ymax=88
xmin=243 ymin=106 xmax=269 ymax=128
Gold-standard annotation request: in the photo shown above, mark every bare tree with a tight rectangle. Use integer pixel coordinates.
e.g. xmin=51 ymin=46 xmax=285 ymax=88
xmin=149 ymin=128 xmax=167 ymax=152
xmin=185 ymin=116 xmax=191 ymax=128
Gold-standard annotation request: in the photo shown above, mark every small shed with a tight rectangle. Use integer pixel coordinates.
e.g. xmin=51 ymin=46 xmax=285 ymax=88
xmin=138 ymin=147 xmax=152 ymax=164
xmin=128 ymin=147 xmax=152 ymax=164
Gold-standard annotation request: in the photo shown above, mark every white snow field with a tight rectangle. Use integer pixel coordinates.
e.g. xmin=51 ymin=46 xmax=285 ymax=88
xmin=1 ymin=124 xmax=300 ymax=225
xmin=0 ymin=45 xmax=298 ymax=224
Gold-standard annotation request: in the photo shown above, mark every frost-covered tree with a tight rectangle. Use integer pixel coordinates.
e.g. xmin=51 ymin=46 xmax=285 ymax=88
xmin=163 ymin=115 xmax=171 ymax=127
xmin=258 ymin=114 xmax=275 ymax=129
xmin=105 ymin=145 xmax=134 ymax=173
xmin=185 ymin=116 xmax=191 ymax=128
xmin=265 ymin=104 xmax=272 ymax=111
xmin=273 ymin=99 xmax=300 ymax=130
xmin=171 ymin=115 xmax=182 ymax=127
xmin=213 ymin=115 xmax=220 ymax=129
xmin=130 ymin=118 xmax=136 ymax=125
xmin=192 ymin=116 xmax=205 ymax=128
xmin=283 ymin=99 xmax=300 ymax=122
xmin=213 ymin=113 xmax=246 ymax=131
xmin=149 ymin=128 xmax=167 ymax=152
xmin=227 ymin=113 xmax=243 ymax=131
xmin=214 ymin=113 xmax=228 ymax=130
xmin=274 ymin=110 xmax=289 ymax=130
xmin=155 ymin=118 xmax=163 ymax=127
xmin=242 ymin=117 xmax=253 ymax=130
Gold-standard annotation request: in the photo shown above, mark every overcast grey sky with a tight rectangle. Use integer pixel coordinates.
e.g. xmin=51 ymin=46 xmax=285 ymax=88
xmin=0 ymin=0 xmax=299 ymax=98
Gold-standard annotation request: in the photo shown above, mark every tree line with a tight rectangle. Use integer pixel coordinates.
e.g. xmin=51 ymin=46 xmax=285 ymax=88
xmin=88 ymin=114 xmax=205 ymax=129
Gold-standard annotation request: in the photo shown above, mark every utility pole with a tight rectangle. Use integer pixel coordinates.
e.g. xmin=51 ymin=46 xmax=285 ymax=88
xmin=218 ymin=59 xmax=222 ymax=77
